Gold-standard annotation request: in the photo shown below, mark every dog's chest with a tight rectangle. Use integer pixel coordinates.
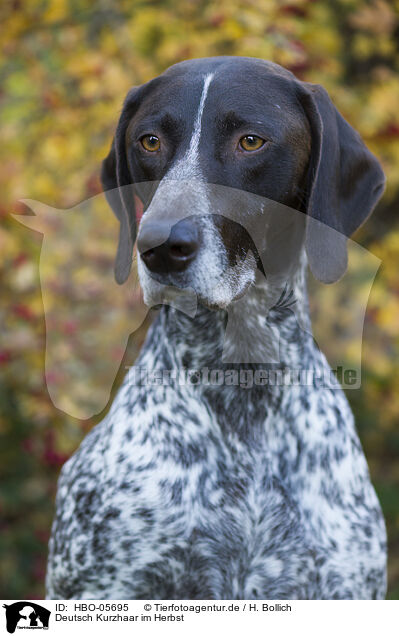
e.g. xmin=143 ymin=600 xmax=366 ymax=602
xmin=111 ymin=428 xmax=315 ymax=598
xmin=102 ymin=387 xmax=357 ymax=599
xmin=51 ymin=382 xmax=385 ymax=600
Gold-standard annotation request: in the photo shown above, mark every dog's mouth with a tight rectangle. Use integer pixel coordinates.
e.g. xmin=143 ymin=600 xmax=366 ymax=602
xmin=198 ymin=280 xmax=254 ymax=311
xmin=139 ymin=247 xmax=258 ymax=312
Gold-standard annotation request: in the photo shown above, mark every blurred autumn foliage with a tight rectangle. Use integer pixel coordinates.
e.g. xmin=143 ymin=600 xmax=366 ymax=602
xmin=1 ymin=0 xmax=399 ymax=599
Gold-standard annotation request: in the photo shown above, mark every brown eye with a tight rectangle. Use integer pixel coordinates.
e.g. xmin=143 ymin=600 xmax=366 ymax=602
xmin=140 ymin=135 xmax=160 ymax=152
xmin=239 ymin=135 xmax=265 ymax=152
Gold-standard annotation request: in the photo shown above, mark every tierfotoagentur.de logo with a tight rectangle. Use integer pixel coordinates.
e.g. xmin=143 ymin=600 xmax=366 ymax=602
xmin=2 ymin=603 xmax=50 ymax=634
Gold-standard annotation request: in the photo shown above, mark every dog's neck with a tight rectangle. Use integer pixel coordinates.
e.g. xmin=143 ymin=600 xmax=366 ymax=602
xmin=134 ymin=253 xmax=330 ymax=437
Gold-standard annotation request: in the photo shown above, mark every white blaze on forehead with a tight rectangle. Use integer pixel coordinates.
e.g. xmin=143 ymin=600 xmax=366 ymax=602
xmin=185 ymin=72 xmax=214 ymax=169
xmin=165 ymin=72 xmax=214 ymax=181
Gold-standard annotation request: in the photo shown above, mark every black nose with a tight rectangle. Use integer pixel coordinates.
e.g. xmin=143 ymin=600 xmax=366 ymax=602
xmin=138 ymin=219 xmax=199 ymax=274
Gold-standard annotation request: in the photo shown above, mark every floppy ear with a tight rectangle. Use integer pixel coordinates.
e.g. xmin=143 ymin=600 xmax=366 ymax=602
xmin=101 ymin=87 xmax=141 ymax=284
xmin=298 ymin=83 xmax=385 ymax=283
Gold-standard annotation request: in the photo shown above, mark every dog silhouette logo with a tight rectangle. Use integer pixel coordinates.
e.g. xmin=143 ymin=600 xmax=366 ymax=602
xmin=2 ymin=602 xmax=50 ymax=633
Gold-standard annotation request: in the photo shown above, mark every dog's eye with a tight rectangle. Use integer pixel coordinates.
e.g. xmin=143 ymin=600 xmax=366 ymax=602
xmin=140 ymin=135 xmax=160 ymax=152
xmin=239 ymin=135 xmax=265 ymax=152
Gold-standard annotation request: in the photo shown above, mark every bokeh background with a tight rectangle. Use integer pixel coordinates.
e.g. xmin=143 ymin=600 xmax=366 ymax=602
xmin=1 ymin=0 xmax=399 ymax=599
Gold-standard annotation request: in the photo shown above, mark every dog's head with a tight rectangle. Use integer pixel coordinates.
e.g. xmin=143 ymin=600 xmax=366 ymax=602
xmin=101 ymin=57 xmax=385 ymax=309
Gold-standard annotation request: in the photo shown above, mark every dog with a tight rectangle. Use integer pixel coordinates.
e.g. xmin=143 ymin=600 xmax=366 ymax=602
xmin=46 ymin=56 xmax=387 ymax=599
